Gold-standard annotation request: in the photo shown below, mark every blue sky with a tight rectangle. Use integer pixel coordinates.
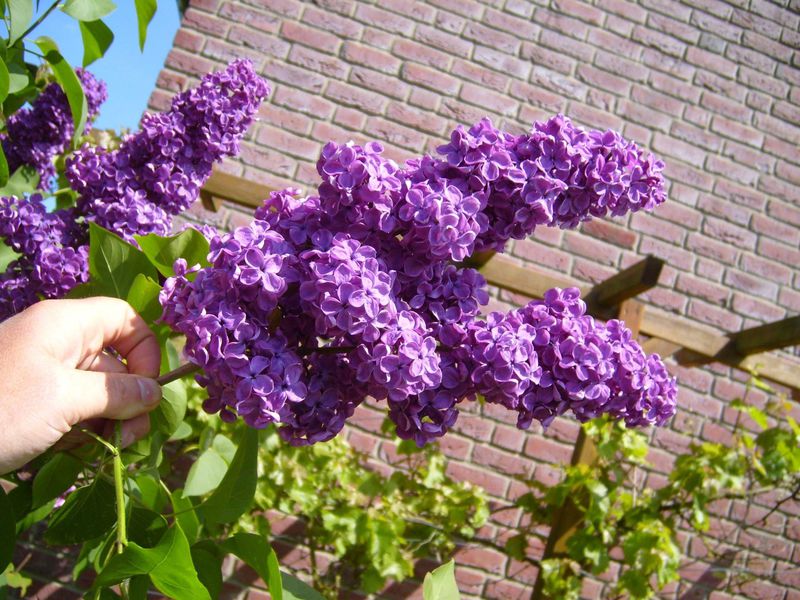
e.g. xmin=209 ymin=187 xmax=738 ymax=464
xmin=35 ymin=0 xmax=181 ymax=131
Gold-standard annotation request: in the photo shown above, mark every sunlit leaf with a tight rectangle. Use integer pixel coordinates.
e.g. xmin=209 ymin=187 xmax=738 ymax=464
xmin=79 ymin=19 xmax=114 ymax=67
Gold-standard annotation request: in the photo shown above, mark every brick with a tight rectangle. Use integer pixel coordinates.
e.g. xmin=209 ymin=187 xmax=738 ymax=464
xmin=438 ymin=98 xmax=487 ymax=125
xmin=455 ymin=546 xmax=508 ymax=576
xmin=648 ymin=13 xmax=701 ymax=44
xmin=184 ymin=8 xmax=228 ymax=37
xmin=408 ymin=86 xmax=439 ymax=111
xmin=632 ymin=25 xmax=687 ymax=58
xmin=239 ymin=142 xmax=297 ymax=178
xmin=524 ymin=435 xmax=573 ymax=464
xmin=714 ymin=179 xmax=766 ymax=210
xmin=594 ymin=50 xmax=649 ymax=83
xmin=703 ymin=217 xmax=757 ymax=250
xmin=758 ymin=237 xmax=800 ymax=267
xmin=632 ymin=86 xmax=685 ymax=116
xmin=446 ymin=461 xmax=508 ymax=497
xmin=165 ymin=48 xmax=216 ymax=77
xmin=690 ymin=298 xmax=744 ymax=332
xmin=301 ymin=6 xmax=362 ymax=39
xmin=463 ymin=21 xmax=520 ymax=54
xmin=248 ymin=0 xmax=301 ymax=19
xmin=324 ymin=80 xmax=386 ymax=114
xmin=174 ymin=29 xmax=204 ymax=52
xmin=228 ymin=25 xmax=289 ymax=58
xmin=686 ymin=46 xmax=738 ymax=78
xmin=354 ymin=4 xmax=414 ymax=35
xmin=568 ymin=102 xmax=623 ymax=130
xmin=484 ymin=7 xmax=539 ymax=39
xmin=550 ymin=0 xmax=605 ymax=25
xmin=616 ymin=100 xmax=671 ymax=132
xmin=473 ymin=45 xmax=530 ymax=80
xmin=415 ymin=25 xmax=473 ymax=58
xmin=380 ymin=0 xmax=435 ymax=22
xmin=520 ymin=42 xmax=575 ymax=75
xmin=263 ymin=61 xmax=326 ymax=93
xmin=384 ymin=102 xmax=446 ymax=136
xmin=401 ymin=63 xmax=459 ymax=95
xmin=676 ymin=273 xmax=729 ymax=305
xmin=364 ymin=117 xmax=424 ymax=152
xmin=724 ymin=269 xmax=779 ymax=301
xmin=651 ymin=133 xmax=707 ymax=166
xmin=689 ymin=10 xmax=742 ymax=43
xmin=732 ymin=293 xmax=786 ymax=322
xmin=258 ymin=103 xmax=311 ymax=136
xmin=392 ymin=39 xmax=451 ymax=71
xmin=669 ymin=122 xmax=720 ymax=152
xmin=361 ymin=27 xmax=393 ymax=50
xmin=514 ymin=239 xmax=572 ymax=272
xmin=726 ymin=43 xmax=777 ymax=75
xmin=705 ymin=155 xmax=759 ymax=186
xmin=695 ymin=70 xmax=745 ymax=101
xmin=767 ymin=199 xmax=800 ymax=227
xmin=586 ymin=29 xmax=642 ymax=61
xmin=739 ymin=66 xmax=790 ymax=99
xmin=666 ymin=161 xmax=715 ymax=191
xmin=342 ymin=42 xmax=400 ymax=74
xmin=579 ymin=219 xmax=636 ymax=249
xmin=434 ymin=10 xmax=465 ymax=34
xmin=752 ymin=212 xmax=800 ymax=245
xmin=452 ymin=59 xmax=509 ymax=92
xmin=722 ymin=140 xmax=774 ymax=173
xmin=257 ymin=126 xmax=319 ymax=161
xmin=288 ymin=44 xmax=348 ymax=79
xmin=508 ymin=80 xmax=563 ymax=113
xmin=746 ymin=89 xmax=772 ymax=113
xmin=651 ymin=71 xmax=702 ymax=104
xmin=738 ymin=530 xmax=793 ymax=560
xmin=281 ymin=21 xmax=341 ymax=53
xmin=538 ymin=29 xmax=594 ymax=62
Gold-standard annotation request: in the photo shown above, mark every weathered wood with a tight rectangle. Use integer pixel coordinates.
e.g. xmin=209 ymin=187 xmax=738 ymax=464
xmin=478 ymin=255 xmax=584 ymax=300
xmin=641 ymin=337 xmax=682 ymax=358
xmin=618 ymin=299 xmax=645 ymax=337
xmin=201 ymin=170 xmax=273 ymax=210
xmin=584 ymin=256 xmax=664 ymax=314
xmin=733 ymin=316 xmax=800 ymax=357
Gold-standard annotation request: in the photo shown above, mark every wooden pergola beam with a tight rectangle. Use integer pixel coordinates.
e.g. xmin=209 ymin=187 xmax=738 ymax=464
xmin=200 ymin=170 xmax=273 ymax=211
xmin=584 ymin=255 xmax=664 ymax=314
xmin=732 ymin=315 xmax=800 ymax=356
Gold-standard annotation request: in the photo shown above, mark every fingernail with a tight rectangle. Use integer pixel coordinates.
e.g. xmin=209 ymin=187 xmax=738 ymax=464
xmin=138 ymin=378 xmax=162 ymax=407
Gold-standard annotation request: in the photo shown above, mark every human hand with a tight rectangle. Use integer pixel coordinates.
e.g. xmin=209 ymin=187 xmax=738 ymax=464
xmin=0 ymin=297 xmax=162 ymax=474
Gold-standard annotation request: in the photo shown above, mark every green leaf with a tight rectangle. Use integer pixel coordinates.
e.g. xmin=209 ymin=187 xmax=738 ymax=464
xmin=94 ymin=525 xmax=211 ymax=600
xmin=0 ymin=165 xmax=39 ymax=196
xmin=0 ymin=145 xmax=7 ymax=189
xmin=7 ymin=0 xmax=33 ymax=45
xmin=136 ymin=229 xmax=211 ymax=278
xmin=31 ymin=453 xmax=82 ymax=509
xmin=281 ymin=572 xmax=325 ymax=600
xmin=2 ymin=565 xmax=32 ymax=597
xmin=504 ymin=534 xmax=526 ymax=561
xmin=183 ymin=436 xmax=235 ymax=497
xmin=0 ymin=60 xmax=10 ymax=104
xmin=0 ymin=487 xmax=15 ymax=572
xmin=151 ymin=380 xmax=187 ymax=436
xmin=34 ymin=37 xmax=87 ymax=145
xmin=5 ymin=51 xmax=31 ymax=95
xmin=88 ymin=223 xmax=158 ymax=299
xmin=61 ymin=0 xmax=116 ymax=21
xmin=170 ymin=490 xmax=200 ymax=545
xmin=127 ymin=273 xmax=162 ymax=324
xmin=423 ymin=560 xmax=460 ymax=600
xmin=190 ymin=542 xmax=222 ymax=600
xmin=0 ymin=241 xmax=17 ymax=271
xmin=128 ymin=508 xmax=168 ymax=548
xmin=220 ymin=533 xmax=282 ymax=600
xmin=44 ymin=478 xmax=116 ymax=545
xmin=79 ymin=19 xmax=114 ymax=67
xmin=200 ymin=428 xmax=258 ymax=524
xmin=133 ymin=0 xmax=157 ymax=51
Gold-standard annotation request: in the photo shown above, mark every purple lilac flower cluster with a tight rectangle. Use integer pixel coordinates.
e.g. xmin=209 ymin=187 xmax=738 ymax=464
xmin=161 ymin=114 xmax=677 ymax=447
xmin=0 ymin=60 xmax=269 ymax=321
xmin=2 ymin=69 xmax=107 ymax=189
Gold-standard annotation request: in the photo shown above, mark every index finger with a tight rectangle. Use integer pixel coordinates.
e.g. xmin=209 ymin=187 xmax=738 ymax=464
xmin=31 ymin=297 xmax=162 ymax=378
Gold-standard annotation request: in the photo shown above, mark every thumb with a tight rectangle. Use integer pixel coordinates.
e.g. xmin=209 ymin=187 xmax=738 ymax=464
xmin=64 ymin=369 xmax=162 ymax=424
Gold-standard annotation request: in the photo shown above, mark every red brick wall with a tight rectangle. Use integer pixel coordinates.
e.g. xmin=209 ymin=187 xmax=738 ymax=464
xmin=148 ymin=1 xmax=800 ymax=598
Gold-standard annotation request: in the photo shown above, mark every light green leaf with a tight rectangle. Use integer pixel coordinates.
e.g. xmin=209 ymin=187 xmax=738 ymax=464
xmin=0 ymin=142 xmax=8 ymax=189
xmin=88 ymin=223 xmax=158 ymax=299
xmin=183 ymin=445 xmax=230 ymax=497
xmin=0 ymin=240 xmax=18 ymax=271
xmin=6 ymin=0 xmax=33 ymax=45
xmin=31 ymin=452 xmax=82 ymax=509
xmin=220 ymin=533 xmax=283 ymax=600
xmin=170 ymin=490 xmax=200 ymax=544
xmin=423 ymin=560 xmax=460 ymax=600
xmin=127 ymin=273 xmax=162 ymax=324
xmin=79 ymin=19 xmax=114 ymax=67
xmin=152 ymin=380 xmax=187 ymax=436
xmin=0 ymin=487 xmax=15 ymax=572
xmin=281 ymin=572 xmax=325 ymax=600
xmin=200 ymin=428 xmax=258 ymax=524
xmin=136 ymin=229 xmax=211 ymax=278
xmin=5 ymin=53 xmax=30 ymax=95
xmin=61 ymin=0 xmax=116 ymax=21
xmin=0 ymin=60 xmax=10 ymax=104
xmin=94 ymin=525 xmax=211 ymax=600
xmin=44 ymin=479 xmax=116 ymax=545
xmin=0 ymin=165 xmax=39 ymax=196
xmin=134 ymin=0 xmax=157 ymax=51
xmin=34 ymin=37 xmax=87 ymax=145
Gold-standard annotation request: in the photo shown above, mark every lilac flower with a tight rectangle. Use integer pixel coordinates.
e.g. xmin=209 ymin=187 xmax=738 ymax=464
xmin=2 ymin=69 xmax=106 ymax=189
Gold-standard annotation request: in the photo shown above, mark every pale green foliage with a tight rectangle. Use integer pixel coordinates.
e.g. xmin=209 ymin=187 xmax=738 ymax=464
xmin=511 ymin=378 xmax=800 ymax=599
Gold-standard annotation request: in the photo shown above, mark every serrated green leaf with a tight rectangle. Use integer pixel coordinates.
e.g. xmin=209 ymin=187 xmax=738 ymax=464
xmin=79 ymin=19 xmax=114 ymax=67
xmin=88 ymin=222 xmax=158 ymax=299
xmin=281 ymin=572 xmax=325 ymax=600
xmin=34 ymin=37 xmax=87 ymax=145
xmin=422 ymin=559 xmax=460 ymax=600
xmin=31 ymin=452 xmax=82 ymax=509
xmin=0 ymin=487 xmax=15 ymax=572
xmin=94 ymin=525 xmax=211 ymax=600
xmin=136 ymin=229 xmax=211 ymax=278
xmin=7 ymin=0 xmax=33 ymax=45
xmin=44 ymin=479 xmax=115 ymax=545
xmin=200 ymin=428 xmax=258 ymax=524
xmin=61 ymin=0 xmax=116 ymax=21
xmin=134 ymin=0 xmax=157 ymax=51
xmin=220 ymin=533 xmax=282 ymax=600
